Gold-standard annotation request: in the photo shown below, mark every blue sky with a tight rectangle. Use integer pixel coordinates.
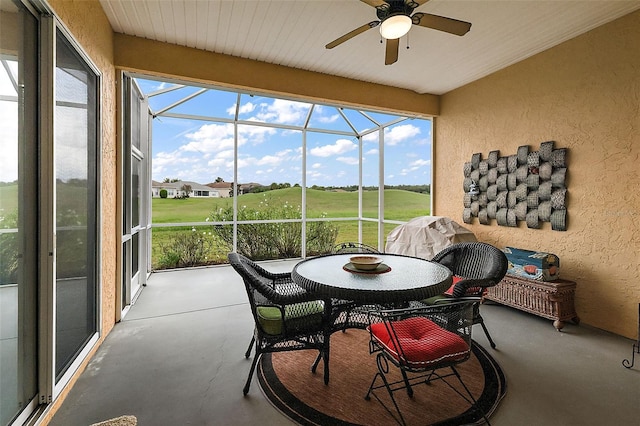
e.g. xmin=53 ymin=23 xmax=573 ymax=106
xmin=136 ymin=79 xmax=432 ymax=188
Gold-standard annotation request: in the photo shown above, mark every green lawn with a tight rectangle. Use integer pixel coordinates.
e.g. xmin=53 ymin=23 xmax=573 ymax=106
xmin=151 ymin=187 xmax=429 ymax=268
xmin=152 ymin=187 xmax=429 ymax=222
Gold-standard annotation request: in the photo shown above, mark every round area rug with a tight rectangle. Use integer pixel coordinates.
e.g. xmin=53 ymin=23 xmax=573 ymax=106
xmin=257 ymin=329 xmax=506 ymax=426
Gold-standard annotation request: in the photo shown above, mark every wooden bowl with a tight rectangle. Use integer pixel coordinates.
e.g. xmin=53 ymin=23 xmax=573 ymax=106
xmin=350 ymin=255 xmax=383 ymax=271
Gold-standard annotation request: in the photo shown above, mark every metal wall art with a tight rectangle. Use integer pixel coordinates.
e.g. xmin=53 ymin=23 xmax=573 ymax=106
xmin=463 ymin=141 xmax=567 ymax=231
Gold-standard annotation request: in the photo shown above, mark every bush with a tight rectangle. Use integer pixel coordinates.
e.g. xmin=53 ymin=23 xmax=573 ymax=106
xmin=159 ymin=189 xmax=167 ymax=199
xmin=157 ymin=228 xmax=213 ymax=268
xmin=208 ymin=196 xmax=338 ymax=260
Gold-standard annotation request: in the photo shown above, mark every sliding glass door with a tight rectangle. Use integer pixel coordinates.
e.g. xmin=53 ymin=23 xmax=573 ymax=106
xmin=1 ymin=2 xmax=101 ymax=422
xmin=0 ymin=1 xmax=39 ymax=424
xmin=53 ymin=29 xmax=99 ymax=381
xmin=121 ymin=75 xmax=150 ymax=314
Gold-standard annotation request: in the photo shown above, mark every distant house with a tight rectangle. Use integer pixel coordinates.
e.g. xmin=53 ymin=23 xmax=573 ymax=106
xmin=152 ymin=180 xmax=220 ymax=198
xmin=204 ymin=181 xmax=263 ymax=197
xmin=240 ymin=182 xmax=263 ymax=193
xmin=206 ymin=181 xmax=233 ymax=198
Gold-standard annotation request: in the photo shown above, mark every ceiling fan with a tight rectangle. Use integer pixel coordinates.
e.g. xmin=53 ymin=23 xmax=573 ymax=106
xmin=325 ymin=0 xmax=472 ymax=65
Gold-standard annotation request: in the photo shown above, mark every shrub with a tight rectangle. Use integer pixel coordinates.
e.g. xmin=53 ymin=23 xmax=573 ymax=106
xmin=157 ymin=228 xmax=213 ymax=268
xmin=159 ymin=189 xmax=167 ymax=198
xmin=208 ymin=196 xmax=338 ymax=260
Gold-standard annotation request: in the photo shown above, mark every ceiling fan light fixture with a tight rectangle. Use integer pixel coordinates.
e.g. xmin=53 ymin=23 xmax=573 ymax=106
xmin=379 ymin=14 xmax=412 ymax=39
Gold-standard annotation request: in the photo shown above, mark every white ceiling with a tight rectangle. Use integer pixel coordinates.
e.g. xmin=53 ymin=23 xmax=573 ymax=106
xmin=99 ymin=0 xmax=640 ymax=95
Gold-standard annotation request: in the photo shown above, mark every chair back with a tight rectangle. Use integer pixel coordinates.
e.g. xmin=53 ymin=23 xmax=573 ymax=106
xmin=228 ymin=252 xmax=325 ymax=337
xmin=332 ymin=242 xmax=380 ymax=254
xmin=368 ymin=301 xmax=476 ymax=371
xmin=228 ymin=252 xmax=278 ymax=301
xmin=228 ymin=253 xmax=279 ymax=327
xmin=431 ymin=242 xmax=508 ymax=291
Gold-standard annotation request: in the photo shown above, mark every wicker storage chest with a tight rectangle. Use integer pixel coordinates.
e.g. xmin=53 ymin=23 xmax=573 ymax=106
xmin=486 ymin=274 xmax=579 ymax=331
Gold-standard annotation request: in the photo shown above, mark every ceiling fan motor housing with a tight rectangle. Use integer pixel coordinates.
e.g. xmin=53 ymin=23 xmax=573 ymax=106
xmin=376 ymin=0 xmax=417 ymax=22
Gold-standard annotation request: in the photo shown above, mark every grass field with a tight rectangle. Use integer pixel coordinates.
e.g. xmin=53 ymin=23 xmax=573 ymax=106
xmin=151 ymin=188 xmax=429 ymax=268
xmin=152 ymin=187 xmax=429 ymax=222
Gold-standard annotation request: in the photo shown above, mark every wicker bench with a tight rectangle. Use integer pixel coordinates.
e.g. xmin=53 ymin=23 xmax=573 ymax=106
xmin=485 ymin=274 xmax=580 ymax=331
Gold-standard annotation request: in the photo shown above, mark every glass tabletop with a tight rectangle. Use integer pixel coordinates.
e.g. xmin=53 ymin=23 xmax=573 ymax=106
xmin=292 ymin=253 xmax=452 ymax=304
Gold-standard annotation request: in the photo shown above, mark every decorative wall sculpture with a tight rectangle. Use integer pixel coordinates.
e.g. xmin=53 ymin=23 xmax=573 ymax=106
xmin=463 ymin=141 xmax=567 ymax=231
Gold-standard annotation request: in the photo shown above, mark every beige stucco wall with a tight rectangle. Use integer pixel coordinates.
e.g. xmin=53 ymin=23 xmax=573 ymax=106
xmin=43 ymin=0 xmax=116 ymax=422
xmin=434 ymin=10 xmax=640 ymax=339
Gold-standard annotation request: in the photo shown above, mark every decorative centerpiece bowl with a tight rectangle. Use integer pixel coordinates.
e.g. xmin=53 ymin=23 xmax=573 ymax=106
xmin=349 ymin=255 xmax=383 ymax=271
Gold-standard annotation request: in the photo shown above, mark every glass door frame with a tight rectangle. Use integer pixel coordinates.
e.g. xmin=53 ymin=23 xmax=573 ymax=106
xmin=118 ymin=73 xmax=150 ymax=319
xmin=38 ymin=12 xmax=102 ymax=405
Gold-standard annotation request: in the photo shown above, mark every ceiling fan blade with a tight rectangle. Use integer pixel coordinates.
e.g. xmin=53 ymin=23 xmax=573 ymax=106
xmin=360 ymin=0 xmax=388 ymax=9
xmin=385 ymin=38 xmax=399 ymax=65
xmin=325 ymin=21 xmax=380 ymax=49
xmin=412 ymin=12 xmax=472 ymax=36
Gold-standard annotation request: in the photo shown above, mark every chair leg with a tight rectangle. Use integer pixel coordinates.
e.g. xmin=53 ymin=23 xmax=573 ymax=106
xmin=243 ymin=352 xmax=260 ymax=396
xmin=401 ymin=369 xmax=414 ymax=398
xmin=364 ymin=353 xmax=408 ymax=426
xmin=310 ymin=342 xmax=331 ymax=385
xmin=479 ymin=320 xmax=497 ymax=349
xmin=450 ymin=366 xmax=491 ymax=426
xmin=311 ymin=351 xmax=322 ymax=373
xmin=245 ymin=336 xmax=255 ymax=358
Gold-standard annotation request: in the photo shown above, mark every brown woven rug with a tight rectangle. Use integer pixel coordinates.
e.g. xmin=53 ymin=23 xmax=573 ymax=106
xmin=257 ymin=329 xmax=505 ymax=425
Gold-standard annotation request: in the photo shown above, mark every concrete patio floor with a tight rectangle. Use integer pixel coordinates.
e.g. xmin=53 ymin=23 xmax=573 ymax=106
xmin=49 ymin=260 xmax=640 ymax=425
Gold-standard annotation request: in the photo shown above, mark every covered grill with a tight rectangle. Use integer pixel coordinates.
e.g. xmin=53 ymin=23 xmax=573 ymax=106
xmin=385 ymin=216 xmax=477 ymax=260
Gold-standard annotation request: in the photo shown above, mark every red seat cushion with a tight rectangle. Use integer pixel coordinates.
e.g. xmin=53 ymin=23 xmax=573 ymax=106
xmin=369 ymin=317 xmax=470 ymax=369
xmin=443 ymin=275 xmax=485 ymax=297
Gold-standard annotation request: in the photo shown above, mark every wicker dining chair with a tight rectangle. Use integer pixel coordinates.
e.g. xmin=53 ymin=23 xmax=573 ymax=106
xmin=422 ymin=242 xmax=508 ymax=349
xmin=332 ymin=241 xmax=379 ymax=254
xmin=228 ymin=252 xmax=330 ymax=395
xmin=365 ymin=301 xmax=490 ymax=426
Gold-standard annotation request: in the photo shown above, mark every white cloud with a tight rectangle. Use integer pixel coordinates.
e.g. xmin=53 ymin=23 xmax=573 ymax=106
xmin=361 ymin=124 xmax=422 ymax=146
xmin=250 ymin=99 xmax=311 ymax=124
xmin=312 ymin=163 xmax=322 ymax=169
xmin=362 ymin=132 xmax=379 ymax=143
xmin=180 ymin=122 xmax=277 ymax=155
xmin=410 ymin=159 xmax=431 ymax=167
xmin=336 ymin=156 xmax=359 ymax=165
xmin=226 ymin=101 xmax=257 ymax=116
xmin=365 ymin=148 xmax=378 ymax=155
xmin=385 ymin=124 xmax=421 ymax=146
xmin=310 ymin=139 xmax=357 ymax=157
xmin=237 ymin=123 xmax=277 ymax=144
xmin=398 ymin=158 xmax=431 ymax=176
xmin=152 ymin=150 xmax=194 ymax=178
xmin=237 ymin=148 xmax=297 ymax=171
xmin=307 ymin=170 xmax=321 ymax=177
xmin=258 ymin=154 xmax=283 ymax=166
xmin=181 ymin=123 xmax=235 ymax=153
xmin=317 ymin=114 xmax=340 ymax=123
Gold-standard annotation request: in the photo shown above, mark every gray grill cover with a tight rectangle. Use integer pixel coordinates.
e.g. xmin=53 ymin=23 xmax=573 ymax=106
xmin=385 ymin=216 xmax=477 ymax=260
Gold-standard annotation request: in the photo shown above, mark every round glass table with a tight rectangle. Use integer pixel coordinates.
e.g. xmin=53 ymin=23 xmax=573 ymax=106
xmin=292 ymin=253 xmax=452 ymax=305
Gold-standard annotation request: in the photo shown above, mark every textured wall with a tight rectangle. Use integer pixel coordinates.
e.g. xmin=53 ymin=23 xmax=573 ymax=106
xmin=435 ymin=10 xmax=640 ymax=338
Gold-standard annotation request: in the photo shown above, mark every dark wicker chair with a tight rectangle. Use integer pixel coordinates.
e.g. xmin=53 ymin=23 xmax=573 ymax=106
xmin=228 ymin=252 xmax=330 ymax=395
xmin=365 ymin=301 xmax=489 ymax=426
xmin=423 ymin=242 xmax=508 ymax=349
xmin=331 ymin=242 xmax=382 ymax=331
xmin=332 ymin=242 xmax=379 ymax=254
